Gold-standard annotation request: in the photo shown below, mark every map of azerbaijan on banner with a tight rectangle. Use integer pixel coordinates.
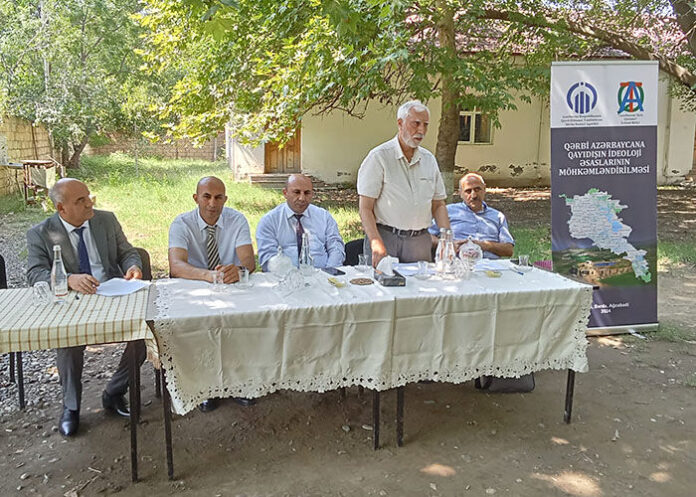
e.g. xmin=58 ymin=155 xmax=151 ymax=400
xmin=550 ymin=61 xmax=658 ymax=330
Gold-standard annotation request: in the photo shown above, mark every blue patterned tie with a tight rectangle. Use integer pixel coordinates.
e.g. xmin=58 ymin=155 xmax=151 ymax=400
xmin=294 ymin=214 xmax=304 ymax=258
xmin=74 ymin=227 xmax=92 ymax=275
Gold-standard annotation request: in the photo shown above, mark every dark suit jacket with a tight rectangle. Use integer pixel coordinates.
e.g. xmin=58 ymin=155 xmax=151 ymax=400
xmin=26 ymin=210 xmax=141 ymax=285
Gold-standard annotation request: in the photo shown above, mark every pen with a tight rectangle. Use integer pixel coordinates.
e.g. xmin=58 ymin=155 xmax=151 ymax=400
xmin=510 ymin=269 xmax=524 ymax=276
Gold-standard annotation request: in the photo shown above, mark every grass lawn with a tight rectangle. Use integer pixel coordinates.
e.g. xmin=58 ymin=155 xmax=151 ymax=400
xmin=1 ymin=154 xmax=691 ymax=275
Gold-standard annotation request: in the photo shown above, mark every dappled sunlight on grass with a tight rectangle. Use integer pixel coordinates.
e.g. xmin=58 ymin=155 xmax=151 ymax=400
xmin=532 ymin=470 xmax=602 ymax=497
xmin=419 ymin=463 xmax=456 ymax=477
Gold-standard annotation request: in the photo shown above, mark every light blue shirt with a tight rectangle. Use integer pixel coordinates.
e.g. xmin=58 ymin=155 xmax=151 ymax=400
xmin=428 ymin=202 xmax=514 ymax=259
xmin=169 ymin=207 xmax=252 ymax=268
xmin=256 ymin=203 xmax=345 ymax=271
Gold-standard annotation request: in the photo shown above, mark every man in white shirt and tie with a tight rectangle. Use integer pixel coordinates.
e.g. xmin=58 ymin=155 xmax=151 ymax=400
xmin=168 ymin=176 xmax=256 ymax=411
xmin=256 ymin=174 xmax=345 ymax=271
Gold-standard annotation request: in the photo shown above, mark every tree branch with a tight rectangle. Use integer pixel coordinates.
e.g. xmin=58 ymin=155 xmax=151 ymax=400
xmin=481 ymin=8 xmax=696 ymax=90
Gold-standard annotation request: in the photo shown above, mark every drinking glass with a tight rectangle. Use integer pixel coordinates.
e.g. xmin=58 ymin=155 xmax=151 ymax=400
xmin=33 ymin=281 xmax=51 ymax=306
xmin=237 ymin=266 xmax=252 ymax=289
xmin=414 ymin=260 xmax=430 ymax=280
xmin=212 ymin=270 xmax=225 ymax=291
xmin=357 ymin=254 xmax=371 ymax=273
xmin=518 ymin=254 xmax=532 ymax=272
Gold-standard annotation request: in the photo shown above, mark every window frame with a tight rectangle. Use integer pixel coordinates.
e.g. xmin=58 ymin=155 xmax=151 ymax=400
xmin=457 ymin=110 xmax=493 ymax=145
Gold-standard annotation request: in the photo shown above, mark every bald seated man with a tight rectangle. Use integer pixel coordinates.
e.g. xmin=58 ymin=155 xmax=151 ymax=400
xmin=26 ymin=178 xmax=146 ymax=437
xmin=169 ymin=176 xmax=255 ymax=284
xmin=429 ymin=173 xmax=514 ymax=259
xmin=256 ymin=174 xmax=345 ymax=271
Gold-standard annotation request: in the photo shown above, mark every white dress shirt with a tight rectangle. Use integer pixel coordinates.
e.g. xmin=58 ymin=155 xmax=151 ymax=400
xmin=169 ymin=207 xmax=252 ymax=268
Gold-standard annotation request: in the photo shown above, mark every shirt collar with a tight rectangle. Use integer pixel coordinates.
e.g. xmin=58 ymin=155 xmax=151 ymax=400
xmin=283 ymin=202 xmax=311 ymax=220
xmin=390 ymin=135 xmax=421 ymax=166
xmin=196 ymin=209 xmax=224 ymax=232
xmin=462 ymin=201 xmax=488 ymax=214
xmin=59 ymin=216 xmax=89 ymax=234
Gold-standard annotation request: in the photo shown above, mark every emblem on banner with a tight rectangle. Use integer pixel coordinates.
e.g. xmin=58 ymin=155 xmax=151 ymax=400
xmin=618 ymin=81 xmax=644 ymax=113
xmin=566 ymin=82 xmax=598 ymax=114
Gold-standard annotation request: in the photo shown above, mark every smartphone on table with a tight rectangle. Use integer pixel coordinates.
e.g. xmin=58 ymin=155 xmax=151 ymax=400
xmin=321 ymin=267 xmax=346 ymax=276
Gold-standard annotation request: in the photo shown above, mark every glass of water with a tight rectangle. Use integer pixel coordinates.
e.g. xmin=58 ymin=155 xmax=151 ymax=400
xmin=212 ymin=270 xmax=225 ymax=291
xmin=33 ymin=281 xmax=51 ymax=306
xmin=236 ymin=266 xmax=252 ymax=289
xmin=357 ymin=254 xmax=371 ymax=274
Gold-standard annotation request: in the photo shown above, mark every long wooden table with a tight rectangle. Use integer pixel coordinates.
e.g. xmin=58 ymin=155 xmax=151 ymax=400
xmin=147 ymin=264 xmax=593 ymax=479
xmin=0 ymin=287 xmax=153 ymax=482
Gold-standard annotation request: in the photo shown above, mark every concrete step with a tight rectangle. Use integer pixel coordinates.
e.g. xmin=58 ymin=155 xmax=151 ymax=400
xmin=249 ymin=173 xmax=328 ymax=189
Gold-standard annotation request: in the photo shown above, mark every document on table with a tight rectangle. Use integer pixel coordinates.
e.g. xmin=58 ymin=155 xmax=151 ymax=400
xmin=96 ymin=278 xmax=150 ymax=297
xmin=474 ymin=259 xmax=508 ymax=271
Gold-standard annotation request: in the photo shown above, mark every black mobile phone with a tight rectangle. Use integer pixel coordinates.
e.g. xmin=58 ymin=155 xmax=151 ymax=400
xmin=321 ymin=267 xmax=346 ymax=276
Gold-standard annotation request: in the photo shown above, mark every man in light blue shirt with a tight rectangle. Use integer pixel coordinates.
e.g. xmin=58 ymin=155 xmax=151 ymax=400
xmin=257 ymin=174 xmax=345 ymax=271
xmin=429 ymin=173 xmax=514 ymax=259
xmin=169 ymin=176 xmax=255 ymax=283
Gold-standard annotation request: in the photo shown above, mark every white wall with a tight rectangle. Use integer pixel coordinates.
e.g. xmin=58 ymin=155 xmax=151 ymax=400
xmin=233 ymin=70 xmax=695 ymax=186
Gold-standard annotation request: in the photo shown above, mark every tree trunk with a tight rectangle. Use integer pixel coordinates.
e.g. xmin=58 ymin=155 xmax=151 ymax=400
xmin=670 ymin=0 xmax=696 ymax=57
xmin=67 ymin=137 xmax=89 ymax=169
xmin=61 ymin=146 xmax=70 ymax=166
xmin=434 ymin=0 xmax=459 ymax=196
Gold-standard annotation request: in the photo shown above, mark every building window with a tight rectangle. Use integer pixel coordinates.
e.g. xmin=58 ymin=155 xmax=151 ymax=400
xmin=458 ymin=111 xmax=492 ymax=144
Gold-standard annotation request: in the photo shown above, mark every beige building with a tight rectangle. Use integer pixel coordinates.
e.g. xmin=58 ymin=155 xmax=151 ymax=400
xmin=229 ymin=70 xmax=695 ymax=188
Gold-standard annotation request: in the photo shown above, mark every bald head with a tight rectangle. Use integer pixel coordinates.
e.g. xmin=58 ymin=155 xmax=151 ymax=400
xmin=49 ymin=178 xmax=95 ymax=227
xmin=194 ymin=176 xmax=227 ymax=225
xmin=283 ymin=174 xmax=314 ymax=214
xmin=196 ymin=176 xmax=226 ymax=196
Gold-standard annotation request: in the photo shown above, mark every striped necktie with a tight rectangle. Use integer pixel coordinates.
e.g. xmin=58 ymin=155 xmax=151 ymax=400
xmin=205 ymin=225 xmax=221 ymax=270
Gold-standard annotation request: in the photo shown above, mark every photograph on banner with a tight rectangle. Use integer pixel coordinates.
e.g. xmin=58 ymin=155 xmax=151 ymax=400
xmin=550 ymin=62 xmax=658 ymax=329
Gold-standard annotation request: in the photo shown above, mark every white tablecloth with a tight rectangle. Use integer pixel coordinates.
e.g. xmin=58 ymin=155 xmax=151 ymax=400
xmin=150 ymin=265 xmax=593 ymax=414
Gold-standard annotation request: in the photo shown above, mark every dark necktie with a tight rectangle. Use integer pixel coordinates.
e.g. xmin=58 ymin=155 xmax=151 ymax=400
xmin=74 ymin=227 xmax=92 ymax=275
xmin=294 ymin=214 xmax=304 ymax=258
xmin=205 ymin=225 xmax=221 ymax=270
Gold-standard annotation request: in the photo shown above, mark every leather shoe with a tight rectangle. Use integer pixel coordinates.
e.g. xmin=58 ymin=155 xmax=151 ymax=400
xmin=102 ymin=391 xmax=130 ymax=418
xmin=59 ymin=407 xmax=79 ymax=437
xmin=198 ymin=398 xmax=219 ymax=412
xmin=233 ymin=397 xmax=256 ymax=407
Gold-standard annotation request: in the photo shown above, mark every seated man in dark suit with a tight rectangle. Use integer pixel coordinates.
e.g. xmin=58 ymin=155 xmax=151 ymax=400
xmin=26 ymin=178 xmax=146 ymax=436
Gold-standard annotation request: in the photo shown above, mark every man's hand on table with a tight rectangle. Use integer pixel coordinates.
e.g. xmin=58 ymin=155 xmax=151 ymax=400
xmin=68 ymin=274 xmax=99 ymax=294
xmin=370 ymin=238 xmax=387 ymax=268
xmin=124 ymin=265 xmax=142 ymax=280
xmin=214 ymin=264 xmax=240 ymax=284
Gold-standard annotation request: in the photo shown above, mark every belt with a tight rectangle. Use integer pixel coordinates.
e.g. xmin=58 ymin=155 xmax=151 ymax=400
xmin=377 ymin=223 xmax=429 ymax=237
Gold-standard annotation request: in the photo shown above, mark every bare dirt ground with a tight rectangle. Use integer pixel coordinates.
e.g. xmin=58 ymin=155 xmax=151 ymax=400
xmin=1 ymin=187 xmax=695 ymax=497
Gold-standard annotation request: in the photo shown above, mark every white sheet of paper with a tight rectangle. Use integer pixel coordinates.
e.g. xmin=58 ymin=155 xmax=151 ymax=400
xmin=96 ymin=278 xmax=150 ymax=297
xmin=474 ymin=259 xmax=507 ymax=271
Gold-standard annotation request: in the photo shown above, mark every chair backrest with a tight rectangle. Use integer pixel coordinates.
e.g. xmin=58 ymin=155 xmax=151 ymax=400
xmin=344 ymin=238 xmax=364 ymax=266
xmin=0 ymin=254 xmax=7 ymax=289
xmin=134 ymin=247 xmax=153 ymax=281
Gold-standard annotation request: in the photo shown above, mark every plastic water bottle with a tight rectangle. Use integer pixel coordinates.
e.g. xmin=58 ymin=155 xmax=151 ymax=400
xmin=299 ymin=232 xmax=314 ymax=275
xmin=51 ymin=245 xmax=68 ymax=303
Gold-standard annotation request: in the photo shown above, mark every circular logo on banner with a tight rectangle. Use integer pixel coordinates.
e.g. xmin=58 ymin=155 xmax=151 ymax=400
xmin=566 ymin=82 xmax=598 ymax=114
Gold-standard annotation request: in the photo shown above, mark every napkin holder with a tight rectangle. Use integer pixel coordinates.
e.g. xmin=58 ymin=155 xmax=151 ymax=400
xmin=374 ymin=268 xmax=406 ymax=287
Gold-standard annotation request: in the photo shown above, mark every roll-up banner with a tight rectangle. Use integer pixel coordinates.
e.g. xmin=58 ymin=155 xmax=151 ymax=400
xmin=550 ymin=61 xmax=658 ymax=332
